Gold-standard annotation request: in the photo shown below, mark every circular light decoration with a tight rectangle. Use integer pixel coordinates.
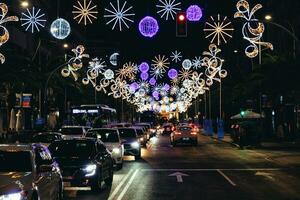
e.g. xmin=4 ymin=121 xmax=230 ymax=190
xmin=168 ymin=69 xmax=178 ymax=79
xmin=139 ymin=62 xmax=150 ymax=72
xmin=149 ymin=77 xmax=156 ymax=86
xmin=186 ymin=5 xmax=202 ymax=22
xmin=152 ymin=91 xmax=159 ymax=99
xmin=139 ymin=16 xmax=159 ymax=38
xmin=129 ymin=82 xmax=139 ymax=93
xmin=182 ymin=59 xmax=192 ymax=70
xmin=110 ymin=52 xmax=119 ymax=66
xmin=50 ymin=18 xmax=71 ymax=40
xmin=140 ymin=72 xmax=149 ymax=81
xmin=104 ymin=69 xmax=114 ymax=80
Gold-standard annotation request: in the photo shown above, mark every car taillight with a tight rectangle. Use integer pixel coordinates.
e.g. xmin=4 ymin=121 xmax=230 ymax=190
xmin=171 ymin=127 xmax=175 ymax=131
xmin=175 ymin=131 xmax=181 ymax=135
xmin=191 ymin=132 xmax=197 ymax=135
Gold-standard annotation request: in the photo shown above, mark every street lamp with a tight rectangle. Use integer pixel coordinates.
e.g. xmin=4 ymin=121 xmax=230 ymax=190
xmin=265 ymin=14 xmax=272 ymax=21
xmin=20 ymin=1 xmax=29 ymax=8
xmin=63 ymin=43 xmax=69 ymax=49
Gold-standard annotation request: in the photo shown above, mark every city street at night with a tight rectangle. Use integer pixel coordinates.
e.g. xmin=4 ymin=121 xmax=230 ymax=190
xmin=64 ymin=134 xmax=300 ymax=200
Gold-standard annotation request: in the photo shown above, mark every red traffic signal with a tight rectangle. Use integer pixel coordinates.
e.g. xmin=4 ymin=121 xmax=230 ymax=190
xmin=176 ymin=12 xmax=187 ymax=37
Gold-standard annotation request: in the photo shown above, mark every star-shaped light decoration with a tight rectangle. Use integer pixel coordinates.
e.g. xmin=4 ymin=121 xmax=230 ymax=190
xmin=156 ymin=0 xmax=181 ymax=20
xmin=72 ymin=0 xmax=98 ymax=25
xmin=204 ymin=14 xmax=234 ymax=46
xmin=20 ymin=7 xmax=46 ymax=33
xmin=170 ymin=50 xmax=182 ymax=63
xmin=104 ymin=0 xmax=135 ymax=31
xmin=116 ymin=62 xmax=138 ymax=81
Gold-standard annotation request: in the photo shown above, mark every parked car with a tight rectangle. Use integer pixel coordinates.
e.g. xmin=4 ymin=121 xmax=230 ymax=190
xmin=132 ymin=126 xmax=148 ymax=147
xmin=58 ymin=126 xmax=90 ymax=139
xmin=32 ymin=132 xmax=63 ymax=146
xmin=49 ymin=138 xmax=114 ymax=191
xmin=85 ymin=128 xmax=124 ymax=169
xmin=0 ymin=144 xmax=63 ymax=200
xmin=117 ymin=128 xmax=141 ymax=160
xmin=170 ymin=126 xmax=198 ymax=146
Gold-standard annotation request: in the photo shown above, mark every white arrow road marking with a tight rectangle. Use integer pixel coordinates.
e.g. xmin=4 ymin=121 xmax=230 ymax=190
xmin=168 ymin=172 xmax=189 ymax=183
xmin=255 ymin=171 xmax=274 ymax=180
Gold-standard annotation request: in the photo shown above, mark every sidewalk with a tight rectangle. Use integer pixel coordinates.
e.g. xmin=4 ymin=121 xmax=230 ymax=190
xmin=208 ymin=132 xmax=300 ymax=151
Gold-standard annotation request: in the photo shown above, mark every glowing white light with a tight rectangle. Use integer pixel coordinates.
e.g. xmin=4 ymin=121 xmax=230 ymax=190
xmin=156 ymin=0 xmax=181 ymax=20
xmin=20 ymin=7 xmax=46 ymax=33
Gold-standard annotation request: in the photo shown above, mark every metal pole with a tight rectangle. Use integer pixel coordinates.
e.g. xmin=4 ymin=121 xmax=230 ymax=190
xmin=121 ymin=99 xmax=124 ymax=122
xmin=220 ymin=80 xmax=222 ymax=120
xmin=209 ymin=90 xmax=211 ymax=120
xmin=204 ymin=91 xmax=207 ymax=119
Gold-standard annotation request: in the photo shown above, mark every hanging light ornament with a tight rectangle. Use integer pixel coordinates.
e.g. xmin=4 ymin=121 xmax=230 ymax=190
xmin=104 ymin=0 xmax=135 ymax=31
xmin=50 ymin=18 xmax=71 ymax=40
xmin=82 ymin=57 xmax=106 ymax=87
xmin=156 ymin=0 xmax=181 ymax=20
xmin=192 ymin=56 xmax=203 ymax=70
xmin=116 ymin=62 xmax=137 ymax=81
xmin=234 ymin=0 xmax=273 ymax=58
xmin=61 ymin=45 xmax=89 ymax=81
xmin=168 ymin=69 xmax=178 ymax=79
xmin=139 ymin=62 xmax=150 ymax=72
xmin=72 ymin=0 xmax=98 ymax=25
xmin=0 ymin=3 xmax=19 ymax=64
xmin=151 ymin=55 xmax=170 ymax=74
xmin=204 ymin=14 xmax=234 ymax=46
xmin=182 ymin=59 xmax=192 ymax=70
xmin=170 ymin=50 xmax=182 ymax=63
xmin=138 ymin=16 xmax=159 ymax=38
xmin=186 ymin=5 xmax=203 ymax=22
xmin=20 ymin=7 xmax=46 ymax=33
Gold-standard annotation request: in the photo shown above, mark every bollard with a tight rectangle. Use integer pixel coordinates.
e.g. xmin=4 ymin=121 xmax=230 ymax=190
xmin=217 ymin=119 xmax=224 ymax=139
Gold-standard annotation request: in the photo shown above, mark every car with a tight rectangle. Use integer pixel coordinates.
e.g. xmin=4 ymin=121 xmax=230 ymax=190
xmin=0 ymin=144 xmax=63 ymax=200
xmin=49 ymin=138 xmax=114 ymax=191
xmin=110 ymin=123 xmax=132 ymax=128
xmin=134 ymin=122 xmax=156 ymax=139
xmin=117 ymin=128 xmax=141 ymax=160
xmin=85 ymin=128 xmax=124 ymax=169
xmin=58 ymin=125 xmax=90 ymax=139
xmin=132 ymin=126 xmax=148 ymax=146
xmin=32 ymin=132 xmax=63 ymax=146
xmin=170 ymin=126 xmax=198 ymax=146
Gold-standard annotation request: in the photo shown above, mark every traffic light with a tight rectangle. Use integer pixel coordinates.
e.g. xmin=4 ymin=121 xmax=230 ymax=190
xmin=176 ymin=12 xmax=187 ymax=37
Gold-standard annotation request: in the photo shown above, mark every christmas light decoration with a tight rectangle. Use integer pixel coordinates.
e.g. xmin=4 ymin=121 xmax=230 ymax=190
xmin=140 ymin=72 xmax=149 ymax=80
xmin=50 ymin=18 xmax=71 ymax=40
xmin=116 ymin=62 xmax=137 ymax=81
xmin=151 ymin=55 xmax=170 ymax=74
xmin=0 ymin=3 xmax=19 ymax=64
xmin=149 ymin=77 xmax=156 ymax=86
xmin=139 ymin=16 xmax=159 ymax=38
xmin=192 ymin=56 xmax=203 ymax=70
xmin=139 ymin=62 xmax=150 ymax=72
xmin=61 ymin=45 xmax=89 ymax=81
xmin=186 ymin=5 xmax=202 ymax=22
xmin=20 ymin=7 xmax=46 ymax=33
xmin=182 ymin=59 xmax=192 ymax=70
xmin=104 ymin=0 xmax=135 ymax=31
xmin=109 ymin=52 xmax=119 ymax=66
xmin=170 ymin=50 xmax=182 ymax=63
xmin=204 ymin=14 xmax=234 ymax=46
xmin=156 ymin=0 xmax=181 ymax=20
xmin=82 ymin=58 xmax=107 ymax=87
xmin=104 ymin=69 xmax=114 ymax=80
xmin=168 ymin=69 xmax=178 ymax=79
xmin=72 ymin=0 xmax=98 ymax=25
xmin=178 ymin=68 xmax=193 ymax=82
xmin=234 ymin=0 xmax=273 ymax=58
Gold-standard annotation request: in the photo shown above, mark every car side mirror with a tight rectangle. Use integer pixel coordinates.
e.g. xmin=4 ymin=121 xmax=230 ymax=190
xmin=39 ymin=165 xmax=53 ymax=173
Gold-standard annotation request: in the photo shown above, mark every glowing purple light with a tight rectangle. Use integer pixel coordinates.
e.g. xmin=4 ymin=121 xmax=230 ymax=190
xmin=129 ymin=82 xmax=139 ymax=92
xmin=152 ymin=91 xmax=159 ymax=99
xmin=140 ymin=72 xmax=149 ymax=80
xmin=139 ymin=62 xmax=150 ymax=72
xmin=186 ymin=5 xmax=203 ymax=22
xmin=168 ymin=69 xmax=178 ymax=79
xmin=138 ymin=16 xmax=159 ymax=38
xmin=163 ymin=84 xmax=170 ymax=91
xmin=149 ymin=77 xmax=156 ymax=86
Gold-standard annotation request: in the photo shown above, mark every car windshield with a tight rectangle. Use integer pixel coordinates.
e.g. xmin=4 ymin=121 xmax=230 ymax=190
xmin=135 ymin=129 xmax=144 ymax=136
xmin=178 ymin=126 xmax=192 ymax=131
xmin=118 ymin=129 xmax=136 ymax=138
xmin=32 ymin=134 xmax=59 ymax=143
xmin=49 ymin=140 xmax=95 ymax=158
xmin=0 ymin=151 xmax=32 ymax=172
xmin=86 ymin=129 xmax=119 ymax=143
xmin=59 ymin=127 xmax=83 ymax=135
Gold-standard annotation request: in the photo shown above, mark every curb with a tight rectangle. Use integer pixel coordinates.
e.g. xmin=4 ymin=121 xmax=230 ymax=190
xmin=210 ymin=135 xmax=240 ymax=148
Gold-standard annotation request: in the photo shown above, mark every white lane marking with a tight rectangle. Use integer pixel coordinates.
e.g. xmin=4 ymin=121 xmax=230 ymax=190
xmin=168 ymin=172 xmax=189 ymax=183
xmin=108 ymin=169 xmax=134 ymax=200
xmin=116 ymin=169 xmax=139 ymax=200
xmin=255 ymin=171 xmax=275 ymax=180
xmin=217 ymin=169 xmax=237 ymax=187
xmin=141 ymin=168 xmax=282 ymax=172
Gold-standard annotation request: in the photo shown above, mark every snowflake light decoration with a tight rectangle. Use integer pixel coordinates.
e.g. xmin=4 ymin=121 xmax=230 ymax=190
xmin=0 ymin=3 xmax=19 ymax=64
xmin=116 ymin=62 xmax=138 ymax=81
xmin=73 ymin=0 xmax=98 ymax=25
xmin=192 ymin=56 xmax=203 ymax=70
xmin=170 ymin=50 xmax=182 ymax=63
xmin=61 ymin=45 xmax=89 ymax=81
xmin=20 ymin=7 xmax=46 ymax=33
xmin=82 ymin=58 xmax=106 ymax=87
xmin=178 ymin=69 xmax=193 ymax=82
xmin=151 ymin=55 xmax=170 ymax=74
xmin=104 ymin=0 xmax=135 ymax=31
xmin=156 ymin=0 xmax=181 ymax=20
xmin=234 ymin=0 xmax=273 ymax=58
xmin=204 ymin=14 xmax=234 ymax=46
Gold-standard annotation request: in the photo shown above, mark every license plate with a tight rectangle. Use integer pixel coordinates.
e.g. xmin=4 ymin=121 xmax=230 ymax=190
xmin=183 ymin=137 xmax=189 ymax=141
xmin=63 ymin=182 xmax=71 ymax=187
xmin=166 ymin=128 xmax=170 ymax=131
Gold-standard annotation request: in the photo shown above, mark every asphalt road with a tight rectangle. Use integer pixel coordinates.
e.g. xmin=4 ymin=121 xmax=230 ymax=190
xmin=64 ymin=133 xmax=300 ymax=200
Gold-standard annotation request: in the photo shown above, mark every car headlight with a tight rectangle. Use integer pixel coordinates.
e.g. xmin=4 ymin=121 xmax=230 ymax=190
xmin=131 ymin=141 xmax=140 ymax=149
xmin=0 ymin=192 xmax=23 ymax=200
xmin=139 ymin=138 xmax=144 ymax=142
xmin=83 ymin=164 xmax=97 ymax=177
xmin=112 ymin=147 xmax=121 ymax=154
